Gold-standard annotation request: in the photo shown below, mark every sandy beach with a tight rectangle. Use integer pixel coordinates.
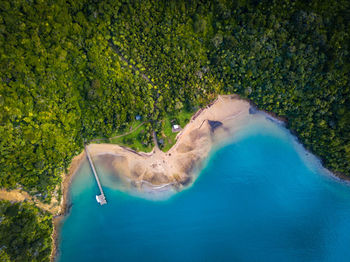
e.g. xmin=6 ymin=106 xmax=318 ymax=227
xmin=86 ymin=95 xmax=251 ymax=189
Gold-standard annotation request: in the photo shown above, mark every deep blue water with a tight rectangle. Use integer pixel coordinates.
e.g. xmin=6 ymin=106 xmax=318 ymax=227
xmin=58 ymin=115 xmax=350 ymax=262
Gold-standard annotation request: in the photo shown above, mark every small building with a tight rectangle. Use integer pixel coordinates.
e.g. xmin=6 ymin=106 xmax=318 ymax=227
xmin=135 ymin=115 xmax=142 ymax=121
xmin=172 ymin=124 xmax=182 ymax=133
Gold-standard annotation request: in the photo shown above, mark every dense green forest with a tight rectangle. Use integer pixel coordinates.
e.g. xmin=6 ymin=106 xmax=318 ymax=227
xmin=0 ymin=0 xmax=349 ymax=260
xmin=0 ymin=200 xmax=52 ymax=261
xmin=1 ymin=0 xmax=349 ymax=199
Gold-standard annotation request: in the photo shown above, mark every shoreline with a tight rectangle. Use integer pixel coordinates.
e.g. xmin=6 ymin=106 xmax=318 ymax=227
xmin=50 ymin=94 xmax=350 ymax=261
xmin=248 ymin=99 xmax=350 ymax=184
xmin=251 ymin=103 xmax=350 ymax=185
xmin=50 ymin=151 xmax=85 ymax=262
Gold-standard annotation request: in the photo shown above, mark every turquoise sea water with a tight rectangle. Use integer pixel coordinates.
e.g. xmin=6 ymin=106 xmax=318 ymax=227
xmin=58 ymin=115 xmax=350 ymax=262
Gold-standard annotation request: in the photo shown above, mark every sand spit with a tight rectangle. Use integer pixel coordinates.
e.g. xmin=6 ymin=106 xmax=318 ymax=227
xmin=87 ymin=95 xmax=250 ymax=190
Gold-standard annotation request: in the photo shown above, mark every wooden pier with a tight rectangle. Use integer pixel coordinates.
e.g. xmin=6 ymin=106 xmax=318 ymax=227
xmin=85 ymin=145 xmax=107 ymax=205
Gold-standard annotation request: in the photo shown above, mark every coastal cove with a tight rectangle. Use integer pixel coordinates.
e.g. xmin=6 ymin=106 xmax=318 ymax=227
xmin=2 ymin=2 xmax=350 ymax=261
xmin=55 ymin=96 xmax=350 ymax=261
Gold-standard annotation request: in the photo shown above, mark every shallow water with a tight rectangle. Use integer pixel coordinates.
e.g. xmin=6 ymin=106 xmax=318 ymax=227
xmin=58 ymin=115 xmax=350 ymax=262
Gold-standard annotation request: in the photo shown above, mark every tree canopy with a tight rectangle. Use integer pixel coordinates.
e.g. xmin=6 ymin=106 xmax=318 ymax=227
xmin=0 ymin=1 xmax=349 ymax=260
xmin=0 ymin=200 xmax=52 ymax=261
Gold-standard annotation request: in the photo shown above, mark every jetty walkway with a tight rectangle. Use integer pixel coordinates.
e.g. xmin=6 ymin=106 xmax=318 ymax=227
xmin=85 ymin=145 xmax=107 ymax=205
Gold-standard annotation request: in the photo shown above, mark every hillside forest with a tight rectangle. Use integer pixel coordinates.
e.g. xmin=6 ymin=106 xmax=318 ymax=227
xmin=0 ymin=0 xmax=349 ymax=261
